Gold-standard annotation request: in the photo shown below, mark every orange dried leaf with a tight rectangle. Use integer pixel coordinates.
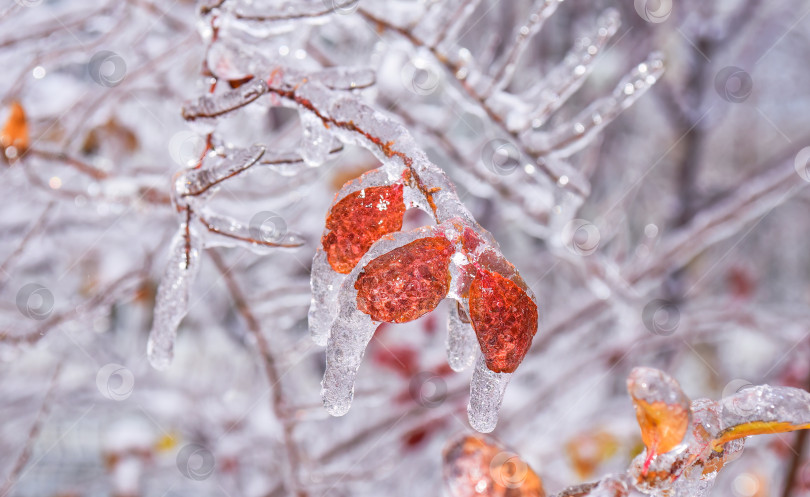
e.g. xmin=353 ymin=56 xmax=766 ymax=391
xmin=627 ymin=368 xmax=691 ymax=469
xmin=443 ymin=434 xmax=545 ymax=497
xmin=565 ymin=430 xmax=619 ymax=480
xmin=711 ymin=384 xmax=810 ymax=451
xmin=1 ymin=101 xmax=29 ymax=158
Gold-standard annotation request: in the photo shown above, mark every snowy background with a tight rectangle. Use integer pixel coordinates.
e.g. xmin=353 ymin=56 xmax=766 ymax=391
xmin=1 ymin=0 xmax=810 ymax=496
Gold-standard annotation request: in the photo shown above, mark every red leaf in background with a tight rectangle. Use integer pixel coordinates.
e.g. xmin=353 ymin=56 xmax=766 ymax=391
xmin=372 ymin=344 xmax=419 ymax=378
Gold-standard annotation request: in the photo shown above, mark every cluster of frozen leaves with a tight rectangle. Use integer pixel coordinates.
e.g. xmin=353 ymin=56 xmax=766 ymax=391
xmin=148 ymin=0 xmax=664 ymax=434
xmin=442 ymin=367 xmax=810 ymax=497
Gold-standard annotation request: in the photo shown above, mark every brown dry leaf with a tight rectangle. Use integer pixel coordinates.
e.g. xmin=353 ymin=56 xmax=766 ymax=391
xmin=81 ymin=117 xmax=138 ymax=156
xmin=1 ymin=101 xmax=30 ymax=159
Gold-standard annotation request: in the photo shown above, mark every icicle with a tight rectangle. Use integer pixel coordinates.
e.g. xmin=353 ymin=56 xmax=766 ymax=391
xmin=321 ymin=306 xmax=380 ymax=416
xmin=446 ymin=301 xmax=477 ymax=372
xmin=522 ymin=53 xmax=664 ymax=158
xmin=147 ymin=225 xmax=201 ymax=370
xmin=197 ymin=210 xmax=304 ymax=253
xmin=298 ymin=110 xmax=334 ymax=167
xmin=467 ymin=354 xmax=512 ymax=432
xmin=181 ymin=78 xmax=269 ymax=122
xmin=308 ymin=250 xmax=344 ymax=346
xmin=179 ymin=145 xmax=266 ymax=197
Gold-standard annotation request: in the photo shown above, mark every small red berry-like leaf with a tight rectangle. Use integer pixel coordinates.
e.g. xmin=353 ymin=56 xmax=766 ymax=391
xmin=468 ymin=267 xmax=538 ymax=374
xmin=355 ymin=236 xmax=454 ymax=323
xmin=323 ymin=183 xmax=406 ymax=273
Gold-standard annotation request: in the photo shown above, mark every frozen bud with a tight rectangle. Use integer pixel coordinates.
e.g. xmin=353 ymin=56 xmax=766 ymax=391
xmin=627 ymin=367 xmax=691 ymax=471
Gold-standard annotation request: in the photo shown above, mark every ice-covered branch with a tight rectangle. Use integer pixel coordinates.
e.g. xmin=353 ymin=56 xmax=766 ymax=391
xmin=522 ymin=54 xmax=665 ymax=158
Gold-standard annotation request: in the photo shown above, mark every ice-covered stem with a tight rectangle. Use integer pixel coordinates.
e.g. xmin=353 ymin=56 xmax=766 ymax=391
xmin=0 ymin=362 xmax=61 ymax=497
xmin=505 ymin=9 xmax=621 ymax=132
xmin=521 ymin=53 xmax=665 ymax=158
xmin=178 ymin=144 xmax=266 ymax=197
xmin=0 ymin=270 xmax=144 ymax=345
xmin=354 ymin=7 xmax=591 ymax=199
xmin=208 ymin=250 xmax=308 ymax=496
xmin=264 ymin=70 xmax=478 ymax=226
xmin=484 ymin=0 xmax=564 ymax=97
xmin=182 ymin=78 xmax=269 ymax=122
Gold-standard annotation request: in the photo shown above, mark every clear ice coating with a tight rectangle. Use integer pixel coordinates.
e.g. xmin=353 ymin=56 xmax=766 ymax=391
xmin=179 ymin=145 xmax=266 ymax=197
xmin=718 ymin=384 xmax=810 ymax=436
xmin=467 ymin=354 xmax=512 ymax=433
xmin=198 ymin=209 xmax=305 ymax=253
xmin=147 ymin=226 xmax=201 ymax=370
xmin=522 ymin=53 xmax=665 ymax=158
xmin=446 ymin=301 xmax=477 ymax=372
xmin=298 ymin=109 xmax=335 ymax=167
xmin=507 ymin=8 xmax=621 ymax=132
xmin=312 ymin=67 xmax=376 ymax=91
xmin=181 ymin=78 xmax=269 ymax=121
